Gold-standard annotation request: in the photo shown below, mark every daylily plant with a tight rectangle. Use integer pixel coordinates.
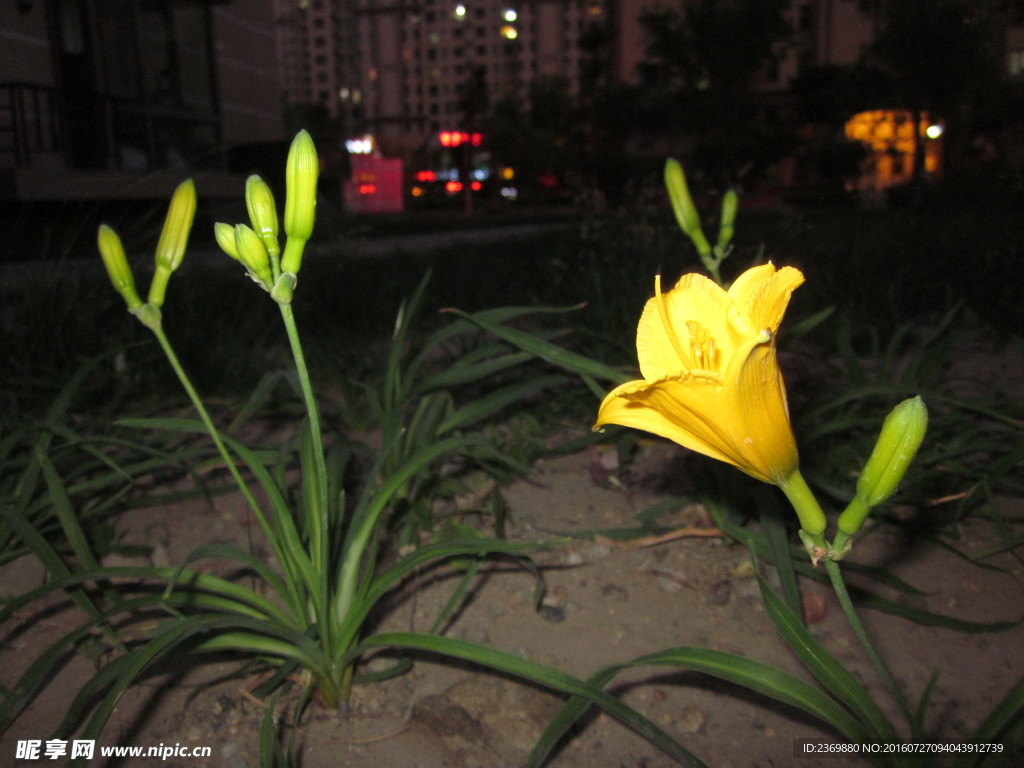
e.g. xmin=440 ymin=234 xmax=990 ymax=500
xmin=594 ymin=263 xmax=829 ymax=549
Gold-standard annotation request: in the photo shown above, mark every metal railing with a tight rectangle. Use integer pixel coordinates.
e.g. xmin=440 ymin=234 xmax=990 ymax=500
xmin=1 ymin=81 xmax=222 ymax=172
xmin=0 ymin=81 xmax=62 ymax=168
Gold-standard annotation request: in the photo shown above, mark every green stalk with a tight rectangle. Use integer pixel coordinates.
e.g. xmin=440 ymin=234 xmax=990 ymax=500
xmin=778 ymin=470 xmax=829 ymax=561
xmin=151 ymin=325 xmax=271 ymax=541
xmin=276 ymin=303 xmax=332 ymax=647
xmin=830 ymin=499 xmax=867 ymax=558
xmin=824 ymin=559 xmax=914 ymax=728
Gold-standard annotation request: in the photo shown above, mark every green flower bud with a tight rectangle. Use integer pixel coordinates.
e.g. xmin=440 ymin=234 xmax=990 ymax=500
xmin=154 ymin=179 xmax=197 ymax=273
xmin=149 ymin=179 xmax=197 ymax=307
xmin=664 ymin=158 xmax=711 ymax=257
xmin=281 ymin=129 xmax=319 ymax=274
xmin=213 ymin=222 xmax=240 ymax=260
xmin=234 ymin=223 xmax=273 ymax=289
xmin=716 ymin=188 xmax=738 ymax=251
xmin=245 ymin=175 xmax=281 ymax=258
xmin=838 ymin=396 xmax=928 ymax=536
xmin=97 ymin=225 xmax=143 ymax=311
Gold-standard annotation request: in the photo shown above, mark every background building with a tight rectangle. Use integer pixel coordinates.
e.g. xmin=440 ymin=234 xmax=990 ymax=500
xmin=1 ymin=0 xmax=283 ymax=200
xmin=275 ymin=0 xmax=607 ymax=147
xmin=5 ymin=0 xmax=1022 ymax=202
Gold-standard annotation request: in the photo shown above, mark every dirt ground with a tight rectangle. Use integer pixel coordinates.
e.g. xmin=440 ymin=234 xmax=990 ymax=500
xmin=2 ymin=436 xmax=1022 ymax=768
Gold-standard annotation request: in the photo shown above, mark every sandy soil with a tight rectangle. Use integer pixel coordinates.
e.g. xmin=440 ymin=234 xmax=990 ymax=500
xmin=2 ymin=437 xmax=1022 ymax=768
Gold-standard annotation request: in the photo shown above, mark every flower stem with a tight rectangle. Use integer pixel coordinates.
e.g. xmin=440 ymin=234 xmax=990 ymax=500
xmin=830 ymin=526 xmax=855 ymax=558
xmin=824 ymin=558 xmax=914 ymax=725
xmin=778 ymin=470 xmax=829 ymax=564
xmin=277 ymin=302 xmax=332 ymax=644
xmin=151 ymin=325 xmax=269 ymax=537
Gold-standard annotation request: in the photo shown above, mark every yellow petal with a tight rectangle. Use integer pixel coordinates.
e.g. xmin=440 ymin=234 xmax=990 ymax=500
xmin=728 ymin=263 xmax=804 ymax=335
xmin=595 ymin=376 xmax=742 ymax=469
xmin=723 ymin=331 xmax=799 ymax=484
xmin=597 ymin=263 xmax=805 ymax=486
xmin=665 ymin=273 xmax=739 ymax=352
xmin=637 ymin=273 xmax=740 ymax=380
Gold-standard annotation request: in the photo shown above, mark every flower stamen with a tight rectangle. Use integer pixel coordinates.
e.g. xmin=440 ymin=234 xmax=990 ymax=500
xmin=655 ymin=274 xmax=692 ymax=369
xmin=685 ymin=320 xmax=718 ymax=371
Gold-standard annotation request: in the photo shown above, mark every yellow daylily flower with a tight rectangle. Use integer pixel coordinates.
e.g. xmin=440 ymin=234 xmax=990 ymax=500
xmin=594 ymin=263 xmax=805 ymax=486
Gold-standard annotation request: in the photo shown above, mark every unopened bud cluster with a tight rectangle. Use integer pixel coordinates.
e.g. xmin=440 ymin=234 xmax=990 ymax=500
xmin=663 ymin=158 xmax=736 ymax=283
xmin=215 ymin=130 xmax=319 ymax=302
xmin=96 ymin=178 xmax=196 ymax=329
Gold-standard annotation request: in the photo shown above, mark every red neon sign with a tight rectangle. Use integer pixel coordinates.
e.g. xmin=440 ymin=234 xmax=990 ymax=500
xmin=439 ymin=131 xmax=483 ymax=147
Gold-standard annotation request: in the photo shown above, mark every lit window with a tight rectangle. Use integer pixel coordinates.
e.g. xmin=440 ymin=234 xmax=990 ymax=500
xmin=454 ymin=4 xmax=466 ymax=19
xmin=500 ymin=25 xmax=518 ymax=39
xmin=504 ymin=9 xmax=517 ymax=22
xmin=1009 ymin=49 xmax=1024 ymax=76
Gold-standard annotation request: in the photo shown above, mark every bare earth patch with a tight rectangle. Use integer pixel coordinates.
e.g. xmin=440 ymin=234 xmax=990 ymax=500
xmin=2 ymin=440 xmax=1022 ymax=767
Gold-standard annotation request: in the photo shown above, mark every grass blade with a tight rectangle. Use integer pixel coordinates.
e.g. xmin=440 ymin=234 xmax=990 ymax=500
xmin=351 ymin=632 xmax=707 ymax=767
xmin=758 ymin=571 xmax=900 ymax=744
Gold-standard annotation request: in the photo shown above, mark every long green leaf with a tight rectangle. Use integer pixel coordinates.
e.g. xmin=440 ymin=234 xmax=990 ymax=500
xmin=117 ymin=416 xmax=318 ymax=609
xmin=954 ymin=673 xmax=1024 ymax=768
xmin=334 ymin=436 xmax=512 ymax=628
xmin=350 ymin=632 xmax=707 ymax=767
xmin=167 ymin=542 xmax=299 ymax=626
xmin=419 ymin=303 xmax=586 ymax=370
xmin=708 ymin=500 xmax=1016 ymax=632
xmin=530 ymin=643 xmax=874 ymax=768
xmin=757 ymin=490 xmax=803 ymax=619
xmin=0 ymin=499 xmax=115 ymax=644
xmin=438 ymin=374 xmax=565 ymax=434
xmin=0 ymin=620 xmax=99 ymax=733
xmin=335 ymin=536 xmax=559 ymax=647
xmin=36 ymin=449 xmax=102 ymax=572
xmin=758 ymin=573 xmax=900 ymax=745
xmin=443 ymin=307 xmax=631 ymax=386
xmin=413 ymin=350 xmax=534 ymax=393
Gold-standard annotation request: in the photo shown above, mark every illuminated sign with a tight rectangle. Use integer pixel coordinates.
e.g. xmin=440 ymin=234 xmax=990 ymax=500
xmin=439 ymin=131 xmax=483 ymax=147
xmin=345 ymin=134 xmax=375 ymax=154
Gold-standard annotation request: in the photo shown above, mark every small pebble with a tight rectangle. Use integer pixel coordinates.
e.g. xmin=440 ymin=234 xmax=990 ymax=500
xmin=802 ymin=590 xmax=829 ymax=624
xmin=600 ymin=583 xmax=629 ymax=602
xmin=537 ymin=604 xmax=566 ymax=623
xmin=656 ymin=576 xmax=683 ymax=594
xmin=708 ymin=579 xmax=732 ymax=606
xmin=678 ymin=706 xmax=706 ymax=734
